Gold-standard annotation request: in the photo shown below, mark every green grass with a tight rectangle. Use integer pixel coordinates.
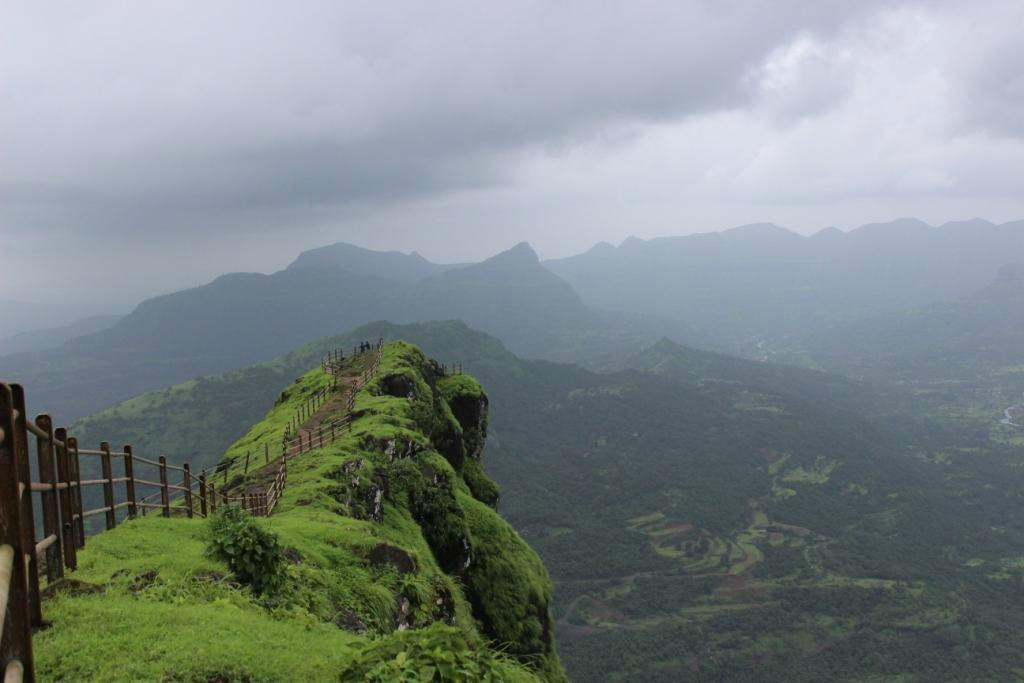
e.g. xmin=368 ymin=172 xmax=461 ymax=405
xmin=36 ymin=341 xmax=563 ymax=682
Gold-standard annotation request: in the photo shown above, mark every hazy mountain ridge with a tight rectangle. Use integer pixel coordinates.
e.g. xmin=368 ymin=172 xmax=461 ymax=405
xmin=0 ymin=313 xmax=123 ymax=356
xmin=286 ymin=241 xmax=460 ymax=280
xmin=0 ymin=242 xmax=699 ymax=423
xmin=546 ymin=218 xmax=1024 ymax=344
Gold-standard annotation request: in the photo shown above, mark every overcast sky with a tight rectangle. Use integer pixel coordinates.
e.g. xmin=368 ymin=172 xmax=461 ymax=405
xmin=2 ymin=0 xmax=1024 ymax=312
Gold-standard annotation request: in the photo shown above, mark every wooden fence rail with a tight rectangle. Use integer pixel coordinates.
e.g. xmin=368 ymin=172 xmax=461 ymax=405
xmin=0 ymin=338 xmax=385 ymax=681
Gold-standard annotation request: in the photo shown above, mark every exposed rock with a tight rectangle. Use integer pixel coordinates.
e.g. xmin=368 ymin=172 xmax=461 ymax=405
xmin=192 ymin=570 xmax=229 ymax=584
xmin=342 ymin=459 xmax=364 ymax=474
xmin=432 ymin=580 xmax=457 ymax=625
xmin=364 ymin=484 xmax=384 ymax=523
xmin=448 ymin=394 xmax=489 ymax=460
xmin=333 ymin=607 xmax=368 ymax=634
xmin=395 ymin=596 xmax=413 ymax=631
xmin=431 ymin=413 xmax=465 ymax=471
xmin=380 ymin=373 xmax=416 ymax=399
xmin=368 ymin=543 xmax=417 ymax=574
xmin=128 ymin=570 xmax=159 ymax=593
xmin=41 ymin=578 xmax=104 ymax=599
xmin=384 ymin=438 xmax=421 ymax=463
xmin=420 ymin=462 xmax=442 ymax=485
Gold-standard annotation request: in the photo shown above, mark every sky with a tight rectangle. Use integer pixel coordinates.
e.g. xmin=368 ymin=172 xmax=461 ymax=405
xmin=2 ymin=0 xmax=1024 ymax=313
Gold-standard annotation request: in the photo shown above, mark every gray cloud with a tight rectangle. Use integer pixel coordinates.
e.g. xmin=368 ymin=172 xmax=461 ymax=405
xmin=1 ymin=0 xmax=1023 ymax=311
xmin=0 ymin=1 xmax=884 ymax=235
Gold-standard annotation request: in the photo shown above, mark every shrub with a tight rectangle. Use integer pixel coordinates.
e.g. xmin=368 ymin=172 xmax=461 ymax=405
xmin=338 ymin=623 xmax=534 ymax=682
xmin=205 ymin=505 xmax=286 ymax=595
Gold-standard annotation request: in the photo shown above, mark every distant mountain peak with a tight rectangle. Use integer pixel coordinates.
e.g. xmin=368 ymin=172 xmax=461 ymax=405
xmin=811 ymin=226 xmax=845 ymax=239
xmin=286 ymin=241 xmax=448 ymax=282
xmin=480 ymin=242 xmax=540 ymax=269
xmin=647 ymin=337 xmax=683 ymax=353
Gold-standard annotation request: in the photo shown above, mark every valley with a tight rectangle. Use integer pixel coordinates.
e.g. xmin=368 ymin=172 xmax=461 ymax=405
xmin=6 ymin=224 xmax=1024 ymax=681
xmin=44 ymin=318 xmax=1024 ymax=681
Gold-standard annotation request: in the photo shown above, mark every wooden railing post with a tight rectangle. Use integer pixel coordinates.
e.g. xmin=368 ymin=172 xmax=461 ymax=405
xmin=208 ymin=482 xmax=217 ymax=513
xmin=100 ymin=442 xmax=117 ymax=530
xmin=318 ymin=425 xmax=324 ymax=449
xmin=34 ymin=415 xmax=63 ymax=583
xmin=10 ymin=386 xmax=42 ymax=629
xmin=198 ymin=474 xmax=208 ymax=517
xmin=182 ymin=464 xmax=194 ymax=519
xmin=54 ymin=427 xmax=77 ymax=571
xmin=0 ymin=383 xmax=36 ymax=679
xmin=67 ymin=437 xmax=84 ymax=548
xmin=158 ymin=456 xmax=170 ymax=518
xmin=123 ymin=445 xmax=137 ymax=519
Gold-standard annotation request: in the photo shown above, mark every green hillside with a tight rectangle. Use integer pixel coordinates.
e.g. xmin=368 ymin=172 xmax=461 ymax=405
xmin=36 ymin=340 xmax=565 ymax=681
xmin=65 ymin=321 xmax=1024 ymax=680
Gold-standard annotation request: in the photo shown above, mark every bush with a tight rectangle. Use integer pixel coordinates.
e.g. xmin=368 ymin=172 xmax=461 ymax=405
xmin=338 ymin=623 xmax=535 ymax=682
xmin=205 ymin=505 xmax=286 ymax=595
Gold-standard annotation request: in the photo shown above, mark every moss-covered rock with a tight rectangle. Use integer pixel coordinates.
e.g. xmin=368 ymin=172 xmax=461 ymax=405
xmin=35 ymin=340 xmax=564 ymax=681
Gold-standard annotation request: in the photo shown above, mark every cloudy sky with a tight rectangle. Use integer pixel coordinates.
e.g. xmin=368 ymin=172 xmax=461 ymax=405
xmin=2 ymin=0 xmax=1024 ymax=312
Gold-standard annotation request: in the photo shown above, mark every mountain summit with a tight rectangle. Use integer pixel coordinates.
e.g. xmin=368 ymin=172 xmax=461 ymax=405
xmin=476 ymin=241 xmax=541 ymax=269
xmin=286 ymin=242 xmax=451 ymax=281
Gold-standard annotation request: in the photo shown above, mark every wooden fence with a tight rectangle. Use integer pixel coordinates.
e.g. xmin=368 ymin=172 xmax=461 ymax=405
xmin=0 ymin=339 xmax=384 ymax=681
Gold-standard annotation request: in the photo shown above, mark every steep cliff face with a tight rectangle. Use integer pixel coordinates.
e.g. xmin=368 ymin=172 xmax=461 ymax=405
xmin=34 ymin=341 xmax=565 ymax=681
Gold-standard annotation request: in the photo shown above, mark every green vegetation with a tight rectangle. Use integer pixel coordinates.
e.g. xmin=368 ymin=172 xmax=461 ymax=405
xmin=206 ymin=505 xmax=287 ymax=595
xmin=48 ymin=320 xmax=1024 ymax=681
xmin=35 ymin=340 xmax=565 ymax=681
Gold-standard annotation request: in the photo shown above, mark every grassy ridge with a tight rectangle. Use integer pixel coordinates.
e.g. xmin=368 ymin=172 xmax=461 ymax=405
xmin=36 ymin=341 xmax=565 ymax=681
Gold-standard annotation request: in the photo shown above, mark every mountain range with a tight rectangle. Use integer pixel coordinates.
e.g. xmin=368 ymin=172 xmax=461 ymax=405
xmin=546 ymin=218 xmax=1024 ymax=347
xmin=6 ymin=217 xmax=1024 ymax=428
xmin=0 ymin=242 xmax=692 ymax=422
